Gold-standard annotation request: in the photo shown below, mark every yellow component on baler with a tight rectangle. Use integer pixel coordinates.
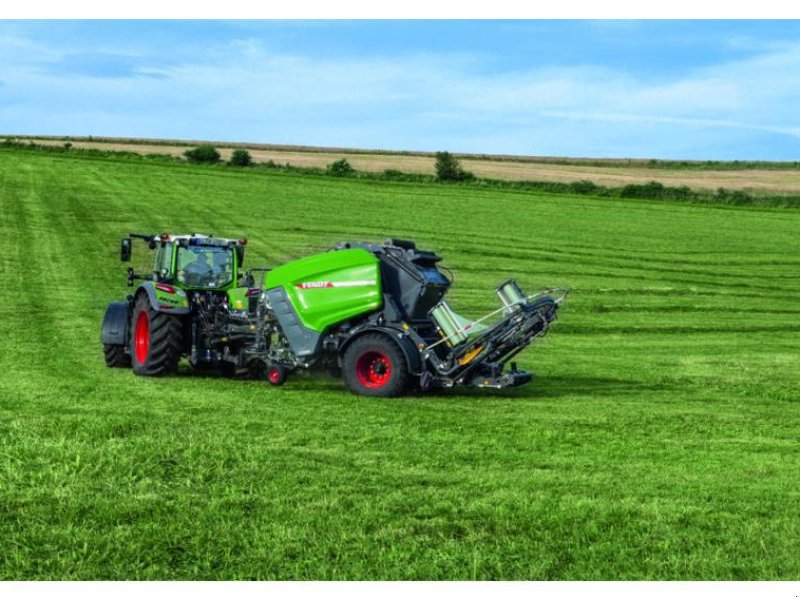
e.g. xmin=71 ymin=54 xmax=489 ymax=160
xmin=458 ymin=345 xmax=484 ymax=366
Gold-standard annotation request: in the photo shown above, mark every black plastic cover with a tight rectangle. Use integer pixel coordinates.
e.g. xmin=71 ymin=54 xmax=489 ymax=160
xmin=100 ymin=301 xmax=131 ymax=345
xmin=331 ymin=240 xmax=451 ymax=321
xmin=378 ymin=249 xmax=449 ymax=321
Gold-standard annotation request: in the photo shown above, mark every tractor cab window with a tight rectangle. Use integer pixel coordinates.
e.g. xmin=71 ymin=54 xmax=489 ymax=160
xmin=176 ymin=245 xmax=234 ymax=288
xmin=154 ymin=243 xmax=174 ymax=281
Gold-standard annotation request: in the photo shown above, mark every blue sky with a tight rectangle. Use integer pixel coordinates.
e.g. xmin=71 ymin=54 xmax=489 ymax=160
xmin=1 ymin=20 xmax=799 ymax=159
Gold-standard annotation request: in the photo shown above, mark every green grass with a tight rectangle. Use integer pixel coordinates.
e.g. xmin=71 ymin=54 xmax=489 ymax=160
xmin=1 ymin=149 xmax=800 ymax=580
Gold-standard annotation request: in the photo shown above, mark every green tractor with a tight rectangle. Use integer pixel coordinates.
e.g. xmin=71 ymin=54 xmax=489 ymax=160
xmin=100 ymin=233 xmax=254 ymax=376
xmin=101 ymin=236 xmax=567 ymax=396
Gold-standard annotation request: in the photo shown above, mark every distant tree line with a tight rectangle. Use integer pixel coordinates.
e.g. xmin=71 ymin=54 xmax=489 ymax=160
xmin=184 ymin=145 xmax=253 ymax=167
xmin=3 ymin=138 xmax=797 ymax=207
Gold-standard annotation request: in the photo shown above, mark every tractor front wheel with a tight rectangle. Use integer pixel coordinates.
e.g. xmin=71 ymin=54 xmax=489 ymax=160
xmin=342 ymin=333 xmax=408 ymax=397
xmin=130 ymin=294 xmax=183 ymax=376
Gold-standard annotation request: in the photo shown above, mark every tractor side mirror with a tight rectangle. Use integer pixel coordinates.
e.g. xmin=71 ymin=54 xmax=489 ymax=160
xmin=120 ymin=238 xmax=132 ymax=262
xmin=236 ymin=246 xmax=245 ymax=269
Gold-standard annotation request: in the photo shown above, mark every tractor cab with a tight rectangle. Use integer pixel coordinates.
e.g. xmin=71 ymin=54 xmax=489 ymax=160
xmin=174 ymin=242 xmax=235 ymax=289
xmin=121 ymin=233 xmax=246 ymax=291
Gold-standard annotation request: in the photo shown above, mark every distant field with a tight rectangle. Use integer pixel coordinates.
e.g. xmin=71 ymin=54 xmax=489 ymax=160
xmin=20 ymin=136 xmax=800 ymax=195
xmin=2 ymin=148 xmax=800 ymax=579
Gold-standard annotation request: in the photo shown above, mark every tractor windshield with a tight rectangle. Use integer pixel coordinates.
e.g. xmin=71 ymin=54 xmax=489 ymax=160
xmin=176 ymin=245 xmax=234 ymax=288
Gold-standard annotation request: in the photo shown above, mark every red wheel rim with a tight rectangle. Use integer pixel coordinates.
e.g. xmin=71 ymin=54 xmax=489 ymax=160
xmin=134 ymin=310 xmax=150 ymax=364
xmin=268 ymin=369 xmax=281 ymax=384
xmin=356 ymin=350 xmax=392 ymax=388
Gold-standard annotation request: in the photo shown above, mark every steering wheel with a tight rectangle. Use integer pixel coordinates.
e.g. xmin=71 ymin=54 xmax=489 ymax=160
xmin=179 ymin=268 xmax=209 ymax=286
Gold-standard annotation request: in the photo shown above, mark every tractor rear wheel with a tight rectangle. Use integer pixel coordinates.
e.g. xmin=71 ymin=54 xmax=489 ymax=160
xmin=342 ymin=333 xmax=408 ymax=397
xmin=103 ymin=344 xmax=131 ymax=368
xmin=130 ymin=294 xmax=183 ymax=376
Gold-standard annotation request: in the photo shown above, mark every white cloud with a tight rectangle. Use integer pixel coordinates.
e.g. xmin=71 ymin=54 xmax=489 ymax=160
xmin=1 ymin=33 xmax=800 ymax=158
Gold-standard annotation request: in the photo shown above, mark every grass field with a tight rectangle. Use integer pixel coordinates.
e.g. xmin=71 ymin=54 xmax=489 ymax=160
xmin=21 ymin=136 xmax=800 ymax=195
xmin=1 ymin=148 xmax=800 ymax=580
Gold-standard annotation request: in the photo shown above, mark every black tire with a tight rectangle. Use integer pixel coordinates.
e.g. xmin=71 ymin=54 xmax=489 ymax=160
xmin=130 ymin=294 xmax=183 ymax=376
xmin=245 ymin=360 xmax=267 ymax=380
xmin=219 ymin=361 xmax=238 ymax=378
xmin=266 ymin=364 xmax=287 ymax=386
xmin=342 ymin=333 xmax=409 ymax=397
xmin=191 ymin=361 xmax=215 ymax=373
xmin=103 ymin=344 xmax=131 ymax=368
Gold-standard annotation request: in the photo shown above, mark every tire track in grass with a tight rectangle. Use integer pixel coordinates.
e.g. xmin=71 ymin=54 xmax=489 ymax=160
xmin=18 ymin=165 xmax=98 ymax=388
xmin=0 ymin=159 xmax=70 ymax=388
xmin=457 ymin=266 xmax=800 ymax=309
xmin=0 ymin=159 xmax=35 ymax=389
xmin=455 ymin=245 xmax=800 ymax=284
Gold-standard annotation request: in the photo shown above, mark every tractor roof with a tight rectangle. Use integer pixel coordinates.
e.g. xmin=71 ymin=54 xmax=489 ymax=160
xmin=159 ymin=233 xmax=245 ymax=247
xmin=127 ymin=232 xmax=248 ymax=250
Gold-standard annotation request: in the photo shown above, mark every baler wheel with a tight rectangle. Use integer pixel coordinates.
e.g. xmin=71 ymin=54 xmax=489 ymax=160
xmin=267 ymin=365 xmax=287 ymax=386
xmin=342 ymin=333 xmax=408 ymax=397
